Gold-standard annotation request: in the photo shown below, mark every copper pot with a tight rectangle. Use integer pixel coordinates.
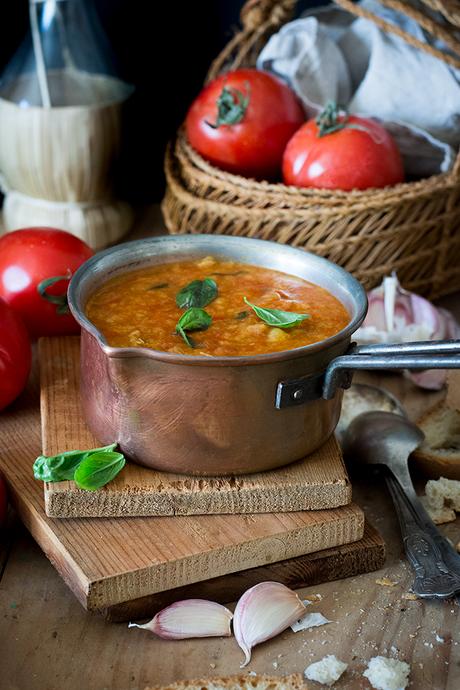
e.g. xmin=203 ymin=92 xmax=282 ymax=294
xmin=69 ymin=235 xmax=459 ymax=476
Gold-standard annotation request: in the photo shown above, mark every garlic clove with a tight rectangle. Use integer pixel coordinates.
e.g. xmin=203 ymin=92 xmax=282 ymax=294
xmin=128 ymin=599 xmax=233 ymax=639
xmin=233 ymin=581 xmax=307 ymax=667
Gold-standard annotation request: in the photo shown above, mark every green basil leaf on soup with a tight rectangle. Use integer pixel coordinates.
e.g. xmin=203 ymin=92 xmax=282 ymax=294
xmin=176 ymin=278 xmax=218 ymax=309
xmin=243 ymin=297 xmax=310 ymax=329
xmin=175 ymin=307 xmax=212 ymax=348
xmin=73 ymin=451 xmax=126 ymax=491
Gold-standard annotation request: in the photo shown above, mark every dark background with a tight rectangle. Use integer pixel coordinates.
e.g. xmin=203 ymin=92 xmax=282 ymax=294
xmin=1 ymin=1 xmax=318 ymax=203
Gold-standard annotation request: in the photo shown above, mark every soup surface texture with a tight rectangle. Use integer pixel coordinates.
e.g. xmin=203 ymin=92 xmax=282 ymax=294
xmin=86 ymin=256 xmax=350 ymax=356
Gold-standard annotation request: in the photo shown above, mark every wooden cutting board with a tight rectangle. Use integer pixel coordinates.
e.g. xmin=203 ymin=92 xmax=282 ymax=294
xmin=0 ymin=351 xmax=386 ymax=618
xmin=39 ymin=337 xmax=352 ymax=518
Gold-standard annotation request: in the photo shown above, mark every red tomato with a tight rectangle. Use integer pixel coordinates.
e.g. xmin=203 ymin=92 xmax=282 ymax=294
xmin=0 ymin=472 xmax=7 ymax=527
xmin=0 ymin=297 xmax=31 ymax=411
xmin=186 ymin=69 xmax=305 ymax=179
xmin=0 ymin=228 xmax=93 ymax=337
xmin=282 ymin=104 xmax=404 ymax=191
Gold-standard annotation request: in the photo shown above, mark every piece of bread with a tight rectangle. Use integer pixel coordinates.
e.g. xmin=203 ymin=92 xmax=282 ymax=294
xmin=363 ymin=656 xmax=410 ymax=690
xmin=304 ymin=655 xmax=347 ymax=686
xmin=145 ymin=674 xmax=308 ymax=690
xmin=411 ymin=401 xmax=460 ymax=479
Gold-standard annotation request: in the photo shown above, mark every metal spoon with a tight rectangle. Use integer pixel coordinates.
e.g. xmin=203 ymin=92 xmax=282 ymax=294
xmin=342 ymin=409 xmax=460 ymax=599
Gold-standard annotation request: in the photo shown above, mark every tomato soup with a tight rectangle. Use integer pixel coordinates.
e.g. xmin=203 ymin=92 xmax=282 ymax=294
xmin=85 ymin=256 xmax=350 ymax=356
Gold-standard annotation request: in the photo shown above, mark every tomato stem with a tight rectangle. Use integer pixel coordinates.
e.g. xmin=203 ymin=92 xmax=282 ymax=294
xmin=37 ymin=273 xmax=71 ymax=315
xmin=206 ymin=82 xmax=250 ymax=128
xmin=315 ymin=101 xmax=348 ymax=137
xmin=316 ymin=100 xmax=378 ymax=140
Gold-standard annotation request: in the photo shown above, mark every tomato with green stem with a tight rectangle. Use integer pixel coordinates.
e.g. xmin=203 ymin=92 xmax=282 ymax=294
xmin=282 ymin=102 xmax=404 ymax=191
xmin=0 ymin=228 xmax=93 ymax=337
xmin=186 ymin=69 xmax=305 ymax=179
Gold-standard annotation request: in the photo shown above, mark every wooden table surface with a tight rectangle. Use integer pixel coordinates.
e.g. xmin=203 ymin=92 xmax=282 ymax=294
xmin=1 ymin=210 xmax=460 ymax=690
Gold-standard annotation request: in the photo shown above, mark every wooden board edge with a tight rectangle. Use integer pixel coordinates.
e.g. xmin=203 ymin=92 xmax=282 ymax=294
xmin=8 ymin=488 xmax=92 ymax=609
xmin=85 ymin=505 xmax=365 ymax=610
xmin=44 ymin=482 xmax=353 ymax=518
xmin=101 ymin=521 xmax=385 ymax=622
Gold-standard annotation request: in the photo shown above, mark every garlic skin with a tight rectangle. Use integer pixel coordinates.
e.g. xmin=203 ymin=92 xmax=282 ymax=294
xmin=128 ymin=599 xmax=233 ymax=639
xmin=355 ymin=274 xmax=460 ymax=390
xmin=233 ymin=581 xmax=307 ymax=667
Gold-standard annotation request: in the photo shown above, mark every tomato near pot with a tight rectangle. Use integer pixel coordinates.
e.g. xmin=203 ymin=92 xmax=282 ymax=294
xmin=0 ymin=297 xmax=31 ymax=412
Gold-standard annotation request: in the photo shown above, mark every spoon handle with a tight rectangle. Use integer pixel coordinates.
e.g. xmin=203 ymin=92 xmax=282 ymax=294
xmin=384 ymin=454 xmax=460 ymax=575
xmin=385 ymin=471 xmax=460 ymax=598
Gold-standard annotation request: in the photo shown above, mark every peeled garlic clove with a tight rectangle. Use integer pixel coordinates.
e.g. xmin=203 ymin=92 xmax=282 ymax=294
xmin=128 ymin=599 xmax=233 ymax=639
xmin=233 ymin=581 xmax=307 ymax=667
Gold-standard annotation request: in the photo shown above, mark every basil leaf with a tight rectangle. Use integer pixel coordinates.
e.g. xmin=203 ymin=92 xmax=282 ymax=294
xmin=176 ymin=325 xmax=196 ymax=349
xmin=243 ymin=297 xmax=310 ymax=329
xmin=176 ymin=307 xmax=212 ymax=348
xmin=176 ymin=278 xmax=218 ymax=309
xmin=33 ymin=444 xmax=117 ymax=482
xmin=74 ymin=451 xmax=126 ymax=491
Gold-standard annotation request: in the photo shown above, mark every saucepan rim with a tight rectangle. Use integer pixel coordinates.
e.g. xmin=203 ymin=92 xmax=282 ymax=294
xmin=68 ymin=234 xmax=368 ymax=367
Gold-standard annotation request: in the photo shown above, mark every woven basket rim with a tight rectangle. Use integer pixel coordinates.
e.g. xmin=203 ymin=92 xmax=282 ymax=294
xmin=176 ymin=130 xmax=458 ymax=206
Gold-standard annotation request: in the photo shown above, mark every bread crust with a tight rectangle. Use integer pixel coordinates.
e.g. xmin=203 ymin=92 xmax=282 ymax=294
xmin=411 ymin=401 xmax=460 ymax=480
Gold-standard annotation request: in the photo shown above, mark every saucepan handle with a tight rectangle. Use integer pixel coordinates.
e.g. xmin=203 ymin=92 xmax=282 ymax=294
xmin=275 ymin=340 xmax=460 ymax=408
xmin=322 ymin=339 xmax=460 ymax=399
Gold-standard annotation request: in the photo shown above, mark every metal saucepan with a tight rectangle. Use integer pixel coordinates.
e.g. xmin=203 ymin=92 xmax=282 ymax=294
xmin=68 ymin=235 xmax=460 ymax=476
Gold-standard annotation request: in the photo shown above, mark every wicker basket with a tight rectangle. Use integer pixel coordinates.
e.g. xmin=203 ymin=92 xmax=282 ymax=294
xmin=162 ymin=0 xmax=460 ymax=299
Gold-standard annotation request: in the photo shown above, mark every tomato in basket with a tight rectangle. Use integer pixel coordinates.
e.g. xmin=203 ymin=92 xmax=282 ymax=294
xmin=185 ymin=69 xmax=305 ymax=180
xmin=282 ymin=102 xmax=404 ymax=191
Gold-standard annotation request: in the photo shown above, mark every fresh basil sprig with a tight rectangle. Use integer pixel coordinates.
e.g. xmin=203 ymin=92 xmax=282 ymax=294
xmin=243 ymin=297 xmax=310 ymax=329
xmin=33 ymin=443 xmax=117 ymax=482
xmin=176 ymin=278 xmax=218 ymax=309
xmin=176 ymin=307 xmax=212 ymax=348
xmin=74 ymin=451 xmax=126 ymax=491
xmin=33 ymin=443 xmax=125 ymax=490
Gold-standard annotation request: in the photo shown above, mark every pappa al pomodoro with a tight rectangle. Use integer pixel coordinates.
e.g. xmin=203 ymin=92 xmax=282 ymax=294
xmin=85 ymin=255 xmax=350 ymax=356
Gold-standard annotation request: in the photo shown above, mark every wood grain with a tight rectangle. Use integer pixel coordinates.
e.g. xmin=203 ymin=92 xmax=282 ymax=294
xmin=0 ymin=370 xmax=365 ymax=612
xmin=39 ymin=337 xmax=352 ymax=518
xmin=103 ymin=521 xmax=385 ymax=622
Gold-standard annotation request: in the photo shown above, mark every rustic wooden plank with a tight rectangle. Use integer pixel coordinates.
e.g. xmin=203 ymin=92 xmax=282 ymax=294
xmin=0 ymin=370 xmax=365 ymax=612
xmin=39 ymin=337 xmax=352 ymax=518
xmin=102 ymin=521 xmax=385 ymax=622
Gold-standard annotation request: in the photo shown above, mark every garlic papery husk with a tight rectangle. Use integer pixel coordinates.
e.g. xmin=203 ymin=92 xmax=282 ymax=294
xmin=355 ymin=274 xmax=460 ymax=390
xmin=128 ymin=599 xmax=233 ymax=639
xmin=233 ymin=581 xmax=307 ymax=667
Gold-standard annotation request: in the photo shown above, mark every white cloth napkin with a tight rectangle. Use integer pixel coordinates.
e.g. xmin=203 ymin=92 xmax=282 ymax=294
xmin=257 ymin=0 xmax=458 ymax=176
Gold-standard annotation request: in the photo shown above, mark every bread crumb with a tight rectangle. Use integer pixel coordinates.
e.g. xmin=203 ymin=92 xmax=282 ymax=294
xmin=421 ymin=477 xmax=460 ymax=523
xmin=375 ymin=577 xmax=398 ymax=587
xmin=304 ymin=655 xmax=347 ymax=686
xmin=209 ymin=664 xmax=216 ymax=669
xmin=401 ymin=593 xmax=418 ymax=601
xmin=420 ymin=496 xmax=456 ymax=524
xmin=363 ymin=656 xmax=410 ymax=690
